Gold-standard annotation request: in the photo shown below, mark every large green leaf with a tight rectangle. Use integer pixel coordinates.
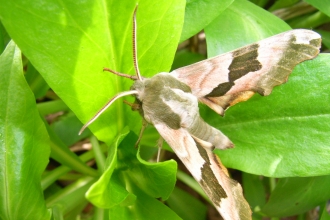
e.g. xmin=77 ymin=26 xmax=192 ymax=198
xmin=260 ymin=175 xmax=330 ymax=217
xmin=0 ymin=0 xmax=186 ymax=145
xmin=0 ymin=41 xmax=51 ymax=219
xmin=205 ymin=0 xmax=290 ymax=56
xmin=211 ymin=54 xmax=330 ymax=177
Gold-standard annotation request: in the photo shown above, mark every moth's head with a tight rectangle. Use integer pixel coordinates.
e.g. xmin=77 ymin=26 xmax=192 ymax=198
xmin=131 ymin=79 xmax=146 ymax=101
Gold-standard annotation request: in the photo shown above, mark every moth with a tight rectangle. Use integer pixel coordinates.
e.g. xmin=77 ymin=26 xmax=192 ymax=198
xmin=80 ymin=6 xmax=321 ymax=220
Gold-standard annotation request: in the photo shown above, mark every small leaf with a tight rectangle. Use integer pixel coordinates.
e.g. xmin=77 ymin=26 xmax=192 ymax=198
xmin=86 ymin=128 xmax=132 ymax=208
xmin=121 ymin=131 xmax=177 ymax=200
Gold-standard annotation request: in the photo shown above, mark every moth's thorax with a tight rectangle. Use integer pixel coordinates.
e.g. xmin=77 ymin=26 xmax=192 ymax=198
xmin=130 ymin=72 xmax=195 ymax=126
xmin=131 ymin=72 xmax=192 ymax=101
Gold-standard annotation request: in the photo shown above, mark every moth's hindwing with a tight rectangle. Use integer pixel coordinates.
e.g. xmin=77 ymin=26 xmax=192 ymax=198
xmin=170 ymin=29 xmax=321 ymax=115
xmin=153 ymin=123 xmax=252 ymax=219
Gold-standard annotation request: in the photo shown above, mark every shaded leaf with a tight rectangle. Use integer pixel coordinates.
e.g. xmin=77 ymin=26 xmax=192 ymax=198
xmin=261 ymin=175 xmax=330 ymax=217
xmin=305 ymin=0 xmax=330 ymax=17
xmin=180 ymin=0 xmax=233 ymax=42
xmin=316 ymin=29 xmax=330 ymax=48
xmin=167 ymin=187 xmax=207 ymax=220
xmin=242 ymin=173 xmax=266 ymax=210
xmin=46 ymin=176 xmax=95 ymax=215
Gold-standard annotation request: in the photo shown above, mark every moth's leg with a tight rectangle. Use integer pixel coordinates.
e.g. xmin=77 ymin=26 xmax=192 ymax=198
xmin=156 ymin=137 xmax=164 ymax=162
xmin=103 ymin=67 xmax=139 ymax=80
xmin=135 ymin=119 xmax=148 ymax=148
xmin=123 ymin=100 xmax=140 ymax=111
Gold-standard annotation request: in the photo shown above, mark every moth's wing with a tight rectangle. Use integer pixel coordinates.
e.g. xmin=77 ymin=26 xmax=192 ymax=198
xmin=170 ymin=29 xmax=321 ymax=114
xmin=154 ymin=123 xmax=252 ymax=219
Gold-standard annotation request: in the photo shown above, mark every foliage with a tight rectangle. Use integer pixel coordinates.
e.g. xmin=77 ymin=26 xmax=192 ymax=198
xmin=0 ymin=0 xmax=329 ymax=219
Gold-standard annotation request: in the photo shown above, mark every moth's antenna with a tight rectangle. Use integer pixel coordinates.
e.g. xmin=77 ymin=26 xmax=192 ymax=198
xmin=133 ymin=4 xmax=142 ymax=81
xmin=79 ymin=90 xmax=138 ymax=135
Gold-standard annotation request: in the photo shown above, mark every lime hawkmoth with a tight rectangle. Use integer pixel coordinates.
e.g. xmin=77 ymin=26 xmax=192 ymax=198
xmin=80 ymin=6 xmax=321 ymax=219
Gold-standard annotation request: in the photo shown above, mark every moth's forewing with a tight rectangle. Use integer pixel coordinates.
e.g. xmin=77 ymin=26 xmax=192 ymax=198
xmin=171 ymin=29 xmax=321 ymax=114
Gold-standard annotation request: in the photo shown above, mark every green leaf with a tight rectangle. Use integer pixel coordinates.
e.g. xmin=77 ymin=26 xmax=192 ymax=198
xmin=205 ymin=0 xmax=291 ymax=56
xmin=288 ymin=11 xmax=330 ymax=29
xmin=242 ymin=173 xmax=266 ymax=211
xmin=37 ymin=100 xmax=70 ymax=117
xmin=167 ymin=187 xmax=207 ymax=220
xmin=109 ymin=183 xmax=181 ymax=220
xmin=320 ymin=200 xmax=330 ymax=220
xmin=86 ymin=128 xmax=132 ymax=208
xmin=179 ymin=0 xmax=233 ymax=42
xmin=91 ymin=131 xmax=178 ymax=217
xmin=268 ymin=0 xmax=300 ymax=11
xmin=51 ymin=112 xmax=86 ymax=146
xmin=0 ymin=41 xmax=51 ymax=219
xmin=212 ymin=54 xmax=330 ymax=177
xmin=44 ymin=119 xmax=99 ymax=177
xmin=120 ymin=132 xmax=178 ymax=200
xmin=176 ymin=170 xmax=208 ymax=202
xmin=130 ymin=143 xmax=177 ymax=200
xmin=316 ymin=30 xmax=330 ymax=49
xmin=41 ymin=143 xmax=107 ymax=190
xmin=248 ymin=0 xmax=269 ymax=8
xmin=260 ymin=175 xmax=330 ymax=217
xmin=0 ymin=0 xmax=185 ymax=145
xmin=46 ymin=176 xmax=95 ymax=216
xmin=25 ymin=62 xmax=49 ymax=99
xmin=171 ymin=50 xmax=205 ymax=70
xmin=0 ymin=21 xmax=10 ymax=54
xmin=87 ymin=130 xmax=177 ymax=210
xmin=304 ymin=0 xmax=330 ymax=17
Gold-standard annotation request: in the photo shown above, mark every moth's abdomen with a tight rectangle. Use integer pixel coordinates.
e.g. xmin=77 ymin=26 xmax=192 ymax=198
xmin=188 ymin=117 xmax=234 ymax=150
